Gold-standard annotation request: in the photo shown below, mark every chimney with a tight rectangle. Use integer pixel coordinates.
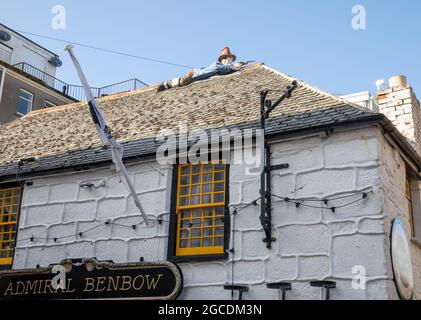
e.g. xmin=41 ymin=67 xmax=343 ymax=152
xmin=377 ymin=75 xmax=421 ymax=153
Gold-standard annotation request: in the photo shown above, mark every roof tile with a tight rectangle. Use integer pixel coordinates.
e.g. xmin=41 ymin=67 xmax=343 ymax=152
xmin=0 ymin=64 xmax=379 ymax=177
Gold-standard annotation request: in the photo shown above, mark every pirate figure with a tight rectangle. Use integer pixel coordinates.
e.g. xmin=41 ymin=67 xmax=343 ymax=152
xmin=157 ymin=47 xmax=248 ymax=92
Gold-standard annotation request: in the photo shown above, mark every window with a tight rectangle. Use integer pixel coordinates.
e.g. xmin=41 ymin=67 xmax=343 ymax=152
xmin=0 ymin=186 xmax=21 ymax=268
xmin=16 ymin=89 xmax=33 ymax=116
xmin=44 ymin=100 xmax=56 ymax=108
xmin=172 ymin=163 xmax=228 ymax=258
xmin=406 ymin=170 xmax=421 ymax=244
xmin=405 ymin=178 xmax=413 ymax=224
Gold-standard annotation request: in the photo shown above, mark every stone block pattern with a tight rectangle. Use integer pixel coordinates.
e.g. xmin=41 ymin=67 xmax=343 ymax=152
xmin=15 ymin=162 xmax=172 ymax=269
xmin=378 ymin=133 xmax=421 ymax=300
xmin=378 ymin=86 xmax=421 ymax=153
xmin=221 ymin=127 xmax=388 ymax=300
xmin=13 ymin=128 xmax=393 ymax=300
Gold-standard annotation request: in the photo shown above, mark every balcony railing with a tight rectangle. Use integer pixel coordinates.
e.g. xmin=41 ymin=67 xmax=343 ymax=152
xmin=13 ymin=62 xmax=148 ymax=102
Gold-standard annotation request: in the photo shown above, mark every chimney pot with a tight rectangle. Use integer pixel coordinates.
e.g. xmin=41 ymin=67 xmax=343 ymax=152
xmin=389 ymin=75 xmax=408 ymax=89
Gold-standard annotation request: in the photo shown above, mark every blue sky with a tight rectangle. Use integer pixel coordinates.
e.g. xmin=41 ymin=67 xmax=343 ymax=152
xmin=1 ymin=0 xmax=420 ymax=96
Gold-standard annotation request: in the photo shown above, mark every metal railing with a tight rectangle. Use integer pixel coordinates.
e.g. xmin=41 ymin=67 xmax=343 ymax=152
xmin=97 ymin=78 xmax=147 ymax=97
xmin=13 ymin=62 xmax=148 ymax=102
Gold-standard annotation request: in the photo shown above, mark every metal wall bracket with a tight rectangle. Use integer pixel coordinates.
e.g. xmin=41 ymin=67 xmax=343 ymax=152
xmin=259 ymin=81 xmax=298 ymax=249
xmin=269 ymin=164 xmax=289 ymax=171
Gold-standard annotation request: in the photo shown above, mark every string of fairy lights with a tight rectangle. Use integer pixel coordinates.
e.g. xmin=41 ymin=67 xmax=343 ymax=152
xmin=227 ymin=190 xmax=372 ymax=295
xmin=18 ymin=190 xmax=372 ymax=244
xmin=19 ymin=199 xmax=256 ymax=243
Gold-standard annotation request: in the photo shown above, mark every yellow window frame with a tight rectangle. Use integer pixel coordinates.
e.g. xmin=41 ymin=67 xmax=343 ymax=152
xmin=406 ymin=178 xmax=415 ymax=238
xmin=0 ymin=186 xmax=21 ymax=266
xmin=175 ymin=163 xmax=227 ymax=257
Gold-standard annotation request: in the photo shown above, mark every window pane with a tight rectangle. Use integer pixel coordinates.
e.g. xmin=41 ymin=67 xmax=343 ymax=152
xmin=215 ymin=227 xmax=224 ymax=236
xmin=202 ymin=164 xmax=212 ymax=172
xmin=180 ymin=176 xmax=189 ymax=185
xmin=215 ymin=206 xmax=225 ymax=215
xmin=202 ymin=194 xmax=211 ymax=204
xmin=191 ymin=218 xmax=202 ymax=227
xmin=191 ymin=175 xmax=200 ymax=184
xmin=203 ymin=218 xmax=213 ymax=227
xmin=180 ymin=229 xmax=190 ymax=238
xmin=181 ymin=220 xmax=190 ymax=228
xmin=19 ymin=90 xmax=32 ymax=100
xmin=181 ymin=166 xmax=190 ymax=175
xmin=202 ymin=174 xmax=212 ymax=183
xmin=202 ymin=184 xmax=212 ymax=193
xmin=214 ymin=172 xmax=224 ymax=181
xmin=204 ymin=208 xmax=213 ymax=217
xmin=192 ymin=208 xmax=202 ymax=218
xmin=214 ymin=183 xmax=224 ymax=192
xmin=181 ymin=209 xmax=190 ymax=219
xmin=214 ymin=164 xmax=225 ymax=171
xmin=203 ymin=238 xmax=213 ymax=247
xmin=214 ymin=237 xmax=224 ymax=246
xmin=203 ymin=228 xmax=213 ymax=236
xmin=215 ymin=217 xmax=225 ymax=225
xmin=191 ymin=228 xmax=201 ymax=237
xmin=17 ymin=90 xmax=33 ymax=115
xmin=17 ymin=98 xmax=30 ymax=115
xmin=191 ymin=239 xmax=201 ymax=247
xmin=44 ymin=100 xmax=56 ymax=108
xmin=179 ymin=197 xmax=189 ymax=206
xmin=191 ymin=185 xmax=200 ymax=194
xmin=191 ymin=196 xmax=200 ymax=205
xmin=179 ymin=186 xmax=189 ymax=195
xmin=214 ymin=193 xmax=224 ymax=203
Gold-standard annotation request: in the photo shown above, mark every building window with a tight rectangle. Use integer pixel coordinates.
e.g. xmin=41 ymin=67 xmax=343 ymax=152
xmin=172 ymin=163 xmax=228 ymax=258
xmin=0 ymin=186 xmax=21 ymax=268
xmin=16 ymin=89 xmax=33 ymax=116
xmin=44 ymin=100 xmax=56 ymax=108
xmin=405 ymin=178 xmax=413 ymax=226
xmin=405 ymin=169 xmax=421 ymax=244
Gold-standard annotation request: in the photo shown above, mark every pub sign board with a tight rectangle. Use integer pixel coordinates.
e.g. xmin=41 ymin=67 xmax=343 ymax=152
xmin=0 ymin=259 xmax=183 ymax=300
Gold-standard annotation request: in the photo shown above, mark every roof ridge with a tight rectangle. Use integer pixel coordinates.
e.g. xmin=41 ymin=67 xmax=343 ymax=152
xmin=261 ymin=65 xmax=376 ymax=114
xmin=163 ymin=63 xmax=263 ymax=90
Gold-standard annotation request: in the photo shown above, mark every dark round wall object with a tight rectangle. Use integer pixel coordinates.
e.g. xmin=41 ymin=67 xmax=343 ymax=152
xmin=49 ymin=56 xmax=63 ymax=67
xmin=0 ymin=30 xmax=11 ymax=41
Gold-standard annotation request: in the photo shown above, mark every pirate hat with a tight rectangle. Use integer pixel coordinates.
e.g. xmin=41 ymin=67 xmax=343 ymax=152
xmin=218 ymin=47 xmax=236 ymax=63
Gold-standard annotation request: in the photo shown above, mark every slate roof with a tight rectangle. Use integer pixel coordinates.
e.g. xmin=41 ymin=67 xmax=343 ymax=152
xmin=0 ymin=64 xmax=383 ymax=178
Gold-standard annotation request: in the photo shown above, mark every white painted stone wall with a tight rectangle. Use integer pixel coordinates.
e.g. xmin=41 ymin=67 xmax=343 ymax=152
xmin=378 ymin=132 xmax=421 ymax=299
xmin=203 ymin=126 xmax=389 ymax=300
xmin=14 ymin=163 xmax=173 ymax=268
xmin=12 ymin=126 xmax=403 ymax=300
